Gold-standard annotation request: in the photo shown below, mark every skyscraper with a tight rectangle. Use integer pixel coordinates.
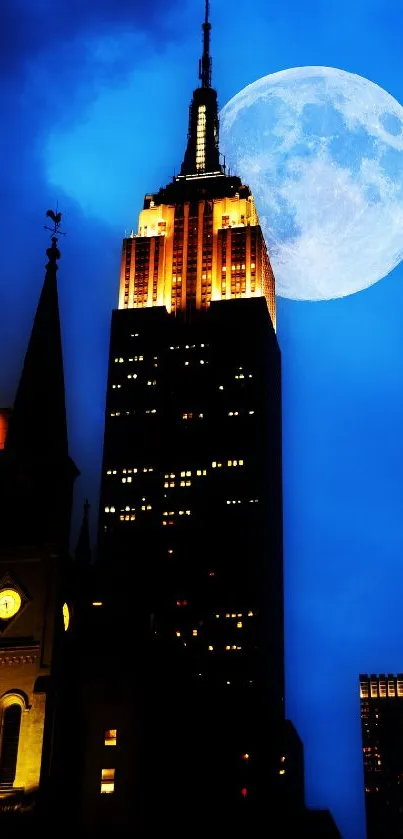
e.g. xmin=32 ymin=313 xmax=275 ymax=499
xmin=76 ymin=3 xmax=339 ymax=835
xmin=360 ymin=672 xmax=403 ymax=838
xmin=0 ymin=4 xmax=341 ymax=835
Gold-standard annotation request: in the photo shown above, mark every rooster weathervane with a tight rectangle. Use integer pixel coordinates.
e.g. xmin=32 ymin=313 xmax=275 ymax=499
xmin=44 ymin=207 xmax=66 ymax=237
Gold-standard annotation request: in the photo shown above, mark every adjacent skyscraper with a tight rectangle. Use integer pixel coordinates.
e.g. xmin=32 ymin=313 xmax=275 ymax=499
xmin=360 ymin=673 xmax=403 ymax=838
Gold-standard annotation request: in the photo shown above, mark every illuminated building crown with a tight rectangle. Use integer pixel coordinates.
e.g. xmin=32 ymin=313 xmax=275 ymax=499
xmin=117 ymin=0 xmax=276 ymax=328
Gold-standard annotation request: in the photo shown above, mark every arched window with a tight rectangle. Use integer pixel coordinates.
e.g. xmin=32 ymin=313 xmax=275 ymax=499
xmin=0 ymin=704 xmax=22 ymax=785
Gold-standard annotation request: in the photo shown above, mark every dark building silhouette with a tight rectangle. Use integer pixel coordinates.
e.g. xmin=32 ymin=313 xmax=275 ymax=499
xmin=0 ymin=2 xmax=341 ymax=836
xmin=360 ymin=673 xmax=403 ymax=838
xmin=77 ymin=3 xmax=340 ymax=835
xmin=0 ymin=233 xmax=79 ymax=827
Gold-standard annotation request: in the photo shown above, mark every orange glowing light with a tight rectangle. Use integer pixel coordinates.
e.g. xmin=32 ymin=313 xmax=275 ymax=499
xmin=117 ymin=193 xmax=276 ymax=329
xmin=0 ymin=410 xmax=9 ymax=450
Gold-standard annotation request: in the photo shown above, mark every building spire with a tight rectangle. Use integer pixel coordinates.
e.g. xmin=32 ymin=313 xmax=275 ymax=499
xmin=0 ymin=211 xmax=79 ymax=548
xmin=5 ymin=222 xmax=68 ymax=460
xmin=75 ymin=499 xmax=92 ymax=565
xmin=199 ymin=0 xmax=212 ymax=88
xmin=180 ymin=1 xmax=221 ymax=176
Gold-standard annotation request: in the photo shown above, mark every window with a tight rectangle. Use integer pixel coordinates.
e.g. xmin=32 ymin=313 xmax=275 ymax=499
xmin=104 ymin=729 xmax=117 ymax=746
xmin=101 ymin=768 xmax=115 ymax=794
xmin=63 ymin=602 xmax=70 ymax=632
xmin=0 ymin=704 xmax=22 ymax=785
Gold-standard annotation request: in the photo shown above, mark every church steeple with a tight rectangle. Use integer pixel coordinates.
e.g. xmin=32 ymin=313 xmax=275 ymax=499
xmin=0 ymin=214 xmax=79 ymax=548
xmin=180 ymin=1 xmax=221 ymax=176
xmin=5 ymin=231 xmax=69 ymax=460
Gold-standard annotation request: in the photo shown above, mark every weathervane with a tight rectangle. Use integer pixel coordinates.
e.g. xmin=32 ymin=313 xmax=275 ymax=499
xmin=44 ymin=206 xmax=66 ymax=238
xmin=44 ymin=206 xmax=65 ymax=269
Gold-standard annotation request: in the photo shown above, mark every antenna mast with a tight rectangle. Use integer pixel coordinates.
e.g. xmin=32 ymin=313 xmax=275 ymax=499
xmin=199 ymin=0 xmax=212 ymax=88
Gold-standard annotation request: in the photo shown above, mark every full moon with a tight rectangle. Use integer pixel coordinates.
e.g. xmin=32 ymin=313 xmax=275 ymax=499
xmin=220 ymin=66 xmax=403 ymax=301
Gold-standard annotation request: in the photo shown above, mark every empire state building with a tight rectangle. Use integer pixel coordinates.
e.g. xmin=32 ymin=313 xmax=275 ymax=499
xmin=77 ymin=4 xmax=337 ymax=836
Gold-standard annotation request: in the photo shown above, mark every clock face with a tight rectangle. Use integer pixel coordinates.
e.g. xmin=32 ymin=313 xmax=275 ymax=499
xmin=62 ymin=602 xmax=70 ymax=632
xmin=0 ymin=588 xmax=22 ymax=620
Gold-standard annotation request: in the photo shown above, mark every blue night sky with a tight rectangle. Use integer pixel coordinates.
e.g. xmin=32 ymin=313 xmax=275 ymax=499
xmin=1 ymin=1 xmax=403 ymax=836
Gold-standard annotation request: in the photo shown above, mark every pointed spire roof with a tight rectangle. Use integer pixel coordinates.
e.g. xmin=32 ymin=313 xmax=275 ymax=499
xmin=180 ymin=0 xmax=222 ymax=176
xmin=5 ymin=235 xmax=69 ymax=461
xmin=75 ymin=499 xmax=92 ymax=565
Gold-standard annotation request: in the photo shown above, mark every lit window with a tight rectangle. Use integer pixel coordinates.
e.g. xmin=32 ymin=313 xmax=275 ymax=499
xmin=192 ymin=629 xmax=198 ymax=637
xmin=208 ymin=645 xmax=214 ymax=651
xmin=196 ymin=104 xmax=207 ymax=170
xmin=279 ymin=769 xmax=285 ymax=776
xmin=176 ymin=631 xmax=181 ymax=637
xmin=242 ymin=753 xmax=250 ymax=761
xmin=92 ymin=602 xmax=103 ymax=607
xmin=237 ymin=621 xmax=243 ymax=629
xmin=101 ymin=768 xmax=115 ymax=794
xmin=62 ymin=602 xmax=70 ymax=632
xmin=105 ymin=729 xmax=117 ymax=746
